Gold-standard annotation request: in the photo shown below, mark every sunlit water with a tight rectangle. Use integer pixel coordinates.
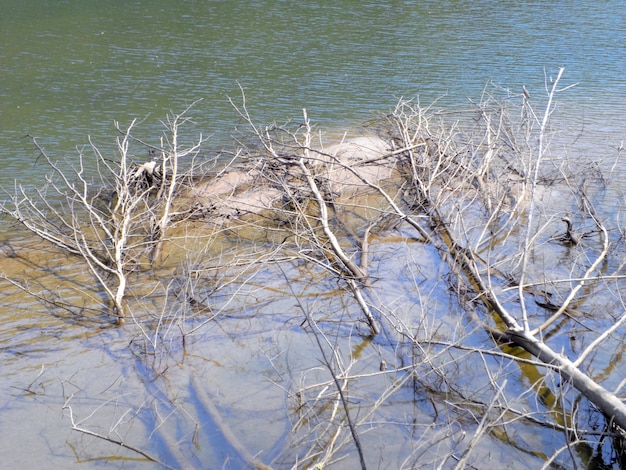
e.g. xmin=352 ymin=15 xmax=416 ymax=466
xmin=1 ymin=1 xmax=626 ymax=468
xmin=2 ymin=1 xmax=625 ymax=184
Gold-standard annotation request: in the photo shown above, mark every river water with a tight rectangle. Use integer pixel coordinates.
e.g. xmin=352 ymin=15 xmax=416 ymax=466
xmin=2 ymin=1 xmax=625 ymax=185
xmin=1 ymin=1 xmax=626 ymax=468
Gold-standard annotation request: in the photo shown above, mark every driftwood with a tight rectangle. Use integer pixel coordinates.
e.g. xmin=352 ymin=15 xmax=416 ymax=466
xmin=507 ymin=329 xmax=626 ymax=431
xmin=4 ymin=76 xmax=626 ymax=467
xmin=180 ymin=96 xmax=626 ymax=437
xmin=380 ymin=71 xmax=626 ymax=441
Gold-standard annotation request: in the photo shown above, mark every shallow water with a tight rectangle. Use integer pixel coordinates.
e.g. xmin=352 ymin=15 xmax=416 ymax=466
xmin=2 ymin=1 xmax=626 ymax=468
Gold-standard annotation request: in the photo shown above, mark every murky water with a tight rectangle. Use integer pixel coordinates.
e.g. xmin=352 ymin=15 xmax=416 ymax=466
xmin=2 ymin=1 xmax=626 ymax=468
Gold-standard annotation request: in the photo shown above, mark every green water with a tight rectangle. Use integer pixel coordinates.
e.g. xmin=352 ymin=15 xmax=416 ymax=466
xmin=1 ymin=1 xmax=625 ymax=185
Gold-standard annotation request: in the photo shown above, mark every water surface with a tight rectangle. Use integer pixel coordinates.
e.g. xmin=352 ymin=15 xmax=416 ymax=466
xmin=1 ymin=1 xmax=625 ymax=185
xmin=1 ymin=1 xmax=626 ymax=468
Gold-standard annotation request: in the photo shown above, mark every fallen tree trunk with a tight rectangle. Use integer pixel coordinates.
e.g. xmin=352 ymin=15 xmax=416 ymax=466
xmin=506 ymin=329 xmax=626 ymax=432
xmin=403 ymin=173 xmax=626 ymax=435
xmin=381 ymin=83 xmax=626 ymax=439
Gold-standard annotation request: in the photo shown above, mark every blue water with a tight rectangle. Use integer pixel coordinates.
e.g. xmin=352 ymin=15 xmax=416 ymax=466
xmin=2 ymin=2 xmax=626 ymax=468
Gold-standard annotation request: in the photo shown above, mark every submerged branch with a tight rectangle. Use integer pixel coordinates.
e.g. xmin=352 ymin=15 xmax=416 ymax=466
xmin=190 ymin=377 xmax=274 ymax=470
xmin=3 ymin=74 xmax=626 ymax=468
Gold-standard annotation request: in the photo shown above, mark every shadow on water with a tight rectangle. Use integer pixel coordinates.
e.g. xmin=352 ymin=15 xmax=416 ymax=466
xmin=2 ymin=0 xmax=626 ymax=466
xmin=2 ymin=89 xmax=626 ymax=468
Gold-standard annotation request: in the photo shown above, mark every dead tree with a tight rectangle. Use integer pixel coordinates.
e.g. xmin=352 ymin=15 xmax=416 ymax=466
xmin=229 ymin=91 xmax=379 ymax=335
xmin=381 ymin=70 xmax=626 ymax=437
xmin=0 ymin=108 xmax=203 ymax=321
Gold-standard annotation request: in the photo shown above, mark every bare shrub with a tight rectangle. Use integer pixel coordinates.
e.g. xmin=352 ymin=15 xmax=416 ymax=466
xmin=1 ymin=105 xmax=205 ymax=321
xmin=3 ymin=70 xmax=626 ymax=468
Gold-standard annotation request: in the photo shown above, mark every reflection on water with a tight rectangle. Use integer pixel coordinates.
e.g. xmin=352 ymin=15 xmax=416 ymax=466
xmin=0 ymin=96 xmax=624 ymax=467
xmin=2 ymin=1 xmax=626 ymax=468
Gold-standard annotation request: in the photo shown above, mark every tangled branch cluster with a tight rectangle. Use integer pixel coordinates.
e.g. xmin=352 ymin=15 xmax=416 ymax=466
xmin=3 ymin=71 xmax=626 ymax=468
